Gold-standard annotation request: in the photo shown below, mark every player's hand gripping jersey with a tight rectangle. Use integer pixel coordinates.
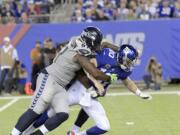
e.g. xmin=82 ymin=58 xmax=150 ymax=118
xmin=90 ymin=48 xmax=132 ymax=95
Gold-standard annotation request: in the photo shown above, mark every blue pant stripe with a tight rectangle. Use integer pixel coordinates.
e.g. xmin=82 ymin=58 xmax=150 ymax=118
xmin=31 ymin=74 xmax=48 ymax=108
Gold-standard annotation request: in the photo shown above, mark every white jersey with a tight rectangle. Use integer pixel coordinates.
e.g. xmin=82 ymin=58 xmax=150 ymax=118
xmin=46 ymin=36 xmax=92 ymax=87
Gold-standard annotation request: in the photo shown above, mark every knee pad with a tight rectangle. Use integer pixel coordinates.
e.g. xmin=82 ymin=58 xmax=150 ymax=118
xmin=56 ymin=112 xmax=69 ymax=121
xmin=44 ymin=112 xmax=69 ymax=131
xmin=33 ymin=111 xmax=49 ymax=128
xmin=15 ymin=109 xmax=39 ymax=132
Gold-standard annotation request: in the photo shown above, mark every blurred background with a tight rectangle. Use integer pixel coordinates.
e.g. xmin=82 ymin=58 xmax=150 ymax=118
xmin=0 ymin=0 xmax=180 ymax=96
xmin=0 ymin=0 xmax=180 ymax=135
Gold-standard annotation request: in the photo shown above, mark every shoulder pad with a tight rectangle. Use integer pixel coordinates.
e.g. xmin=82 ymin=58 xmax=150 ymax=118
xmin=68 ymin=37 xmax=92 ymax=56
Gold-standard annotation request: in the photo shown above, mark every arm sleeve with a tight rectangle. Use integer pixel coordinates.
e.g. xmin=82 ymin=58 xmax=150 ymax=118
xmin=13 ymin=48 xmax=19 ymax=60
xmin=119 ymin=71 xmax=132 ymax=80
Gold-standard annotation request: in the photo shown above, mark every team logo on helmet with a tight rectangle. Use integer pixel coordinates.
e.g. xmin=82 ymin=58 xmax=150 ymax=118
xmin=81 ymin=26 xmax=103 ymax=52
xmin=117 ymin=44 xmax=138 ymax=72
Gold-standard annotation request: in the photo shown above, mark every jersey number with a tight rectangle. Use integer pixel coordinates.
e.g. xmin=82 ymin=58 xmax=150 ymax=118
xmin=108 ymin=50 xmax=115 ymax=58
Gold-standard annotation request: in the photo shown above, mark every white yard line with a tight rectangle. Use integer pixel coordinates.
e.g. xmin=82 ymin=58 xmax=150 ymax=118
xmin=0 ymin=98 xmax=19 ymax=112
xmin=0 ymin=91 xmax=180 ymax=100
xmin=0 ymin=96 xmax=32 ymax=100
xmin=0 ymin=91 xmax=179 ymax=112
xmin=106 ymin=91 xmax=180 ymax=96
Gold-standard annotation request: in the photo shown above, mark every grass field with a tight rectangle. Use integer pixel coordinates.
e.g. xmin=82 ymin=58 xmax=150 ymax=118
xmin=1 ymin=85 xmax=180 ymax=135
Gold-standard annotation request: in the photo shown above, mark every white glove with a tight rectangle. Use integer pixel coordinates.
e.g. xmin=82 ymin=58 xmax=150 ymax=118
xmin=139 ymin=92 xmax=152 ymax=100
xmin=136 ymin=89 xmax=152 ymax=100
xmin=87 ymin=87 xmax=99 ymax=98
xmin=90 ymin=90 xmax=99 ymax=98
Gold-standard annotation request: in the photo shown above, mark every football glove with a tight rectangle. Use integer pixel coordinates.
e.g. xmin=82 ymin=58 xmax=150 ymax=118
xmin=139 ymin=93 xmax=152 ymax=100
xmin=109 ymin=74 xmax=118 ymax=83
xmin=136 ymin=89 xmax=152 ymax=100
xmin=87 ymin=87 xmax=105 ymax=98
xmin=90 ymin=90 xmax=99 ymax=98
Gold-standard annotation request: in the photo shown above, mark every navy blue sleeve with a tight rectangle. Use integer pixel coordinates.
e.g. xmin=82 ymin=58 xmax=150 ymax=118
xmin=118 ymin=71 xmax=132 ymax=80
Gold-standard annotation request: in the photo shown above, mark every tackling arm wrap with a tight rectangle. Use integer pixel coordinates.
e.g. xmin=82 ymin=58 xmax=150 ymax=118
xmin=101 ymin=39 xmax=120 ymax=52
xmin=83 ymin=69 xmax=105 ymax=97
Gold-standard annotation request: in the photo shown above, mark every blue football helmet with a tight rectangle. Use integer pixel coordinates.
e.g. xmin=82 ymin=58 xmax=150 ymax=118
xmin=117 ymin=44 xmax=138 ymax=71
xmin=81 ymin=26 xmax=103 ymax=52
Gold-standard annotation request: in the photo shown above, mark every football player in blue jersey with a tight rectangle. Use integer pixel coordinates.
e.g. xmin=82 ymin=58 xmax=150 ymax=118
xmin=65 ymin=45 xmax=151 ymax=135
xmin=65 ymin=44 xmax=152 ymax=135
xmin=22 ymin=44 xmax=151 ymax=135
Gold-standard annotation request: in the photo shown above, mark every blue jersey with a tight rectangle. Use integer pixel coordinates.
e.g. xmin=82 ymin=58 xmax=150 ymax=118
xmin=94 ymin=48 xmax=132 ymax=91
xmin=158 ymin=5 xmax=174 ymax=18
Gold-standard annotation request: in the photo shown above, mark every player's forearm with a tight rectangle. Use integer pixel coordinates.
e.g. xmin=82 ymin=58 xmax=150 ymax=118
xmin=86 ymin=68 xmax=110 ymax=82
xmin=123 ymin=79 xmax=138 ymax=94
xmin=84 ymin=69 xmax=105 ymax=94
xmin=75 ymin=54 xmax=110 ymax=82
xmin=123 ymin=78 xmax=152 ymax=100
xmin=76 ymin=70 xmax=92 ymax=89
xmin=101 ymin=41 xmax=119 ymax=52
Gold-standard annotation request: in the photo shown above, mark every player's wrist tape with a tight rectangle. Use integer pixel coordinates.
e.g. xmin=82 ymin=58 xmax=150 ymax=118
xmin=135 ymin=89 xmax=142 ymax=96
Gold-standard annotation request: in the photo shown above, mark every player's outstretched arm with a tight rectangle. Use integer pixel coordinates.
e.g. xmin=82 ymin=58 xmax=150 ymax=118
xmin=122 ymin=77 xmax=152 ymax=100
xmin=101 ymin=40 xmax=120 ymax=52
xmin=74 ymin=54 xmax=111 ymax=82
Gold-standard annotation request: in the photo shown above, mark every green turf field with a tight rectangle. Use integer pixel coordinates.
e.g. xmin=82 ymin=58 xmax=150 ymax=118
xmin=1 ymin=85 xmax=180 ymax=135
